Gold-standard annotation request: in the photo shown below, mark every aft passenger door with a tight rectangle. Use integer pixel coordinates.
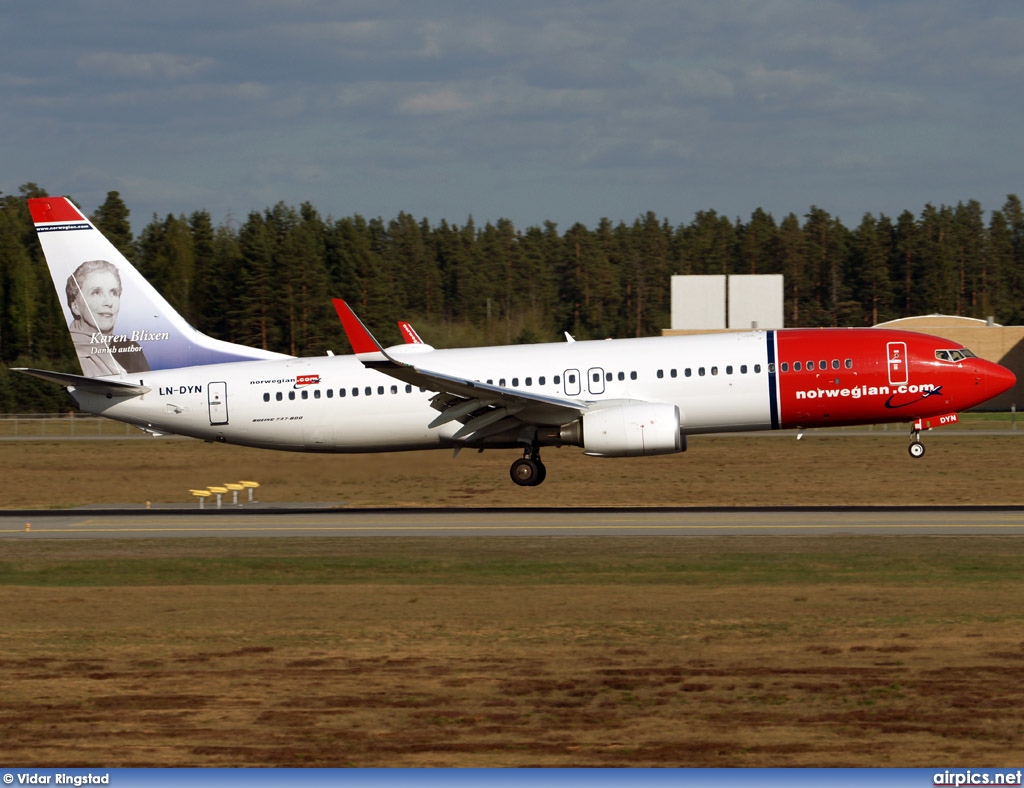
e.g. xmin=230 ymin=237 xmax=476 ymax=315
xmin=587 ymin=367 xmax=606 ymax=395
xmin=208 ymin=381 xmax=228 ymax=425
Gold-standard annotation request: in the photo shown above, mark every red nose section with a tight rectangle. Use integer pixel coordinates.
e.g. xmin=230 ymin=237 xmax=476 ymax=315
xmin=987 ymin=361 xmax=1017 ymax=399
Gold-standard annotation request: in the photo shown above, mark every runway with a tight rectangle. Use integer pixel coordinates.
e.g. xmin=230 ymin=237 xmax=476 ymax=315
xmin=4 ymin=506 xmax=1024 ymax=538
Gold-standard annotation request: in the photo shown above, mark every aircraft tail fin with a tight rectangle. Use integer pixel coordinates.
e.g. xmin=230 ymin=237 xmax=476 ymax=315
xmin=28 ymin=196 xmax=291 ymax=378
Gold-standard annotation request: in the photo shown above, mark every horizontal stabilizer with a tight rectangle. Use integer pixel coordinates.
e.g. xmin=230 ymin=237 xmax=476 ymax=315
xmin=12 ymin=368 xmax=151 ymax=397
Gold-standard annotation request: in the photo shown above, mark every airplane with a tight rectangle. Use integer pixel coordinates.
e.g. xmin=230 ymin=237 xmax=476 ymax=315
xmin=15 ymin=196 xmax=1017 ymax=487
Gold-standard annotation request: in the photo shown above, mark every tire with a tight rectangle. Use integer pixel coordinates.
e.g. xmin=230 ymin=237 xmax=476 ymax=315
xmin=908 ymin=441 xmax=925 ymax=458
xmin=510 ymin=457 xmax=540 ymax=486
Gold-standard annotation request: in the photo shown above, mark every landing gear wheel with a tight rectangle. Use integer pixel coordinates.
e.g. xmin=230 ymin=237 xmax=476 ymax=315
xmin=908 ymin=440 xmax=925 ymax=458
xmin=510 ymin=457 xmax=546 ymax=487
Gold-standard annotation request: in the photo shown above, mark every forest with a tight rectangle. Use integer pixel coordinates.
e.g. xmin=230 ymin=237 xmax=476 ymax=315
xmin=1 ymin=182 xmax=1023 ymax=413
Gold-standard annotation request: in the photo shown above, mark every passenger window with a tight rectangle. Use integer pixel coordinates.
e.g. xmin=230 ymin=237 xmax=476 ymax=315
xmin=794 ymin=361 xmax=801 ymax=371
xmin=685 ymin=368 xmax=692 ymax=377
xmin=512 ymin=377 xmax=519 ymax=387
xmin=845 ymin=359 xmax=853 ymax=369
xmin=314 ymin=389 xmax=321 ymax=399
xmin=711 ymin=366 xmax=718 ymax=376
xmin=819 ymin=360 xmax=827 ymax=370
xmin=657 ymin=369 xmax=664 ymax=379
xmin=781 ymin=362 xmax=789 ymax=372
xmin=755 ymin=364 xmax=762 ymax=373
xmin=741 ymin=365 xmax=748 ymax=374
xmin=499 ymin=378 xmax=506 ymax=387
xmin=288 ymin=391 xmax=295 ymax=400
xmin=699 ymin=367 xmax=706 ymax=377
xmin=630 ymin=371 xmax=637 ymax=380
xmin=327 ymin=389 xmax=333 ymax=399
xmin=263 ymin=393 xmax=270 ymax=402
xmin=618 ymin=371 xmax=625 ymax=381
xmin=352 ymin=388 xmax=358 ymax=397
xmin=726 ymin=366 xmax=733 ymax=375
xmin=526 ymin=377 xmax=533 ymax=386
xmin=539 ymin=376 xmax=546 ymax=385
xmin=832 ymin=359 xmax=840 ymax=370
xmin=365 ymin=387 xmax=372 ymax=396
xmin=554 ymin=375 xmax=561 ymax=384
xmin=767 ymin=363 xmax=774 ymax=373
xmin=806 ymin=361 xmax=814 ymax=371
xmin=405 ymin=385 xmax=413 ymax=393
xmin=377 ymin=386 xmax=384 ymax=395
xmin=670 ymin=369 xmax=677 ymax=378
xmin=339 ymin=389 xmax=345 ymax=398
xmin=276 ymin=392 xmax=283 ymax=401
xmin=391 ymin=385 xmax=398 ymax=394
xmin=605 ymin=372 xmax=612 ymax=382
xmin=301 ymin=390 xmax=308 ymax=400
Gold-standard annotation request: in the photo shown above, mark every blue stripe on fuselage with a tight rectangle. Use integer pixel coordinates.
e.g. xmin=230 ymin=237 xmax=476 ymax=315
xmin=766 ymin=330 xmax=779 ymax=430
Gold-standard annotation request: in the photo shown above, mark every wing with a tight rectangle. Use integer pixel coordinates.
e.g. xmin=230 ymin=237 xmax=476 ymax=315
xmin=333 ymin=299 xmax=584 ymax=441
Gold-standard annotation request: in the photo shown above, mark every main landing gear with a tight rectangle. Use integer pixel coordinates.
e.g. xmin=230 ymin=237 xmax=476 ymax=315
xmin=510 ymin=447 xmax=547 ymax=486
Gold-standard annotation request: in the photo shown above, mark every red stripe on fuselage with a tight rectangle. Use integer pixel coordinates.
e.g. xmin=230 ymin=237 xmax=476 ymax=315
xmin=774 ymin=328 xmax=982 ymax=428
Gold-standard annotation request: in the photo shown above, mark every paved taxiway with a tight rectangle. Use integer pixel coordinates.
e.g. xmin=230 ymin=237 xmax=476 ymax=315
xmin=3 ymin=507 xmax=1024 ymax=538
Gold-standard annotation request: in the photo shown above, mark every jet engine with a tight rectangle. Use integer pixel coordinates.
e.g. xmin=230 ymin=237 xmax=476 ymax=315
xmin=558 ymin=402 xmax=685 ymax=457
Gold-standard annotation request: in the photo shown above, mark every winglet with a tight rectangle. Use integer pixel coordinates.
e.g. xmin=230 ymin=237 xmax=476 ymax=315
xmin=398 ymin=321 xmax=425 ymax=344
xmin=332 ymin=299 xmax=387 ymax=356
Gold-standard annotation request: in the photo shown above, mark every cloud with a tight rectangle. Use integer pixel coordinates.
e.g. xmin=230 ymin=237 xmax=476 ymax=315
xmin=2 ymin=1 xmax=1023 ymax=232
xmin=77 ymin=52 xmax=216 ymax=81
xmin=399 ymin=88 xmax=474 ymax=115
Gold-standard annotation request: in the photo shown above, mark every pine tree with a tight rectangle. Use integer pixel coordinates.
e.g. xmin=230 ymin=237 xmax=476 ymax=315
xmin=90 ymin=191 xmax=135 ymax=259
xmin=851 ymin=213 xmax=894 ymax=325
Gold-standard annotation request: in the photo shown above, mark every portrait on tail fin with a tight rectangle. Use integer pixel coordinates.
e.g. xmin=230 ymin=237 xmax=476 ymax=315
xmin=66 ymin=259 xmax=151 ymax=376
xmin=28 ymin=196 xmax=290 ymax=375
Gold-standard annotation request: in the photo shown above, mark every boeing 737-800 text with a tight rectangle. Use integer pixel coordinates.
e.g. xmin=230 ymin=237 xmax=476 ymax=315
xmin=16 ymin=197 xmax=1016 ymax=486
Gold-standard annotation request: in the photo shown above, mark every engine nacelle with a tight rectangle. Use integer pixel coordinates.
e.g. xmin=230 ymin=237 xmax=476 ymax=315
xmin=571 ymin=402 xmax=685 ymax=457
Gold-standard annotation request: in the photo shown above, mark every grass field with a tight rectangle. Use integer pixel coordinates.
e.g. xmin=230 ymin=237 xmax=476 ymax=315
xmin=3 ymin=536 xmax=1024 ymax=766
xmin=2 ymin=435 xmax=1023 ymax=766
xmin=0 ymin=429 xmax=1022 ymax=508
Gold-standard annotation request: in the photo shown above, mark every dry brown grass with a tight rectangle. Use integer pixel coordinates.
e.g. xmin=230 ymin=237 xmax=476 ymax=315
xmin=1 ymin=432 xmax=1022 ymax=508
xmin=2 ymin=437 xmax=1024 ymax=767
xmin=3 ymin=556 xmax=1024 ymax=767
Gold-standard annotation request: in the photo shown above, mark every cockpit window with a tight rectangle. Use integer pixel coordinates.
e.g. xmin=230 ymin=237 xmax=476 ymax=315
xmin=935 ymin=348 xmax=976 ymax=362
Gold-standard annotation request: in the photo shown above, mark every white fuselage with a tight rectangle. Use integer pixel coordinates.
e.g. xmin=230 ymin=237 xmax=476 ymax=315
xmin=74 ymin=332 xmax=774 ymax=452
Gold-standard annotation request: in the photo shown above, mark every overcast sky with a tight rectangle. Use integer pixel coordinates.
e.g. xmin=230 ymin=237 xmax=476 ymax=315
xmin=3 ymin=1 xmax=1023 ymax=232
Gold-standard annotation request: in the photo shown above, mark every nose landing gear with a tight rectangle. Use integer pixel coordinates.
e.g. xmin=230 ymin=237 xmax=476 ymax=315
xmin=908 ymin=423 xmax=926 ymax=458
